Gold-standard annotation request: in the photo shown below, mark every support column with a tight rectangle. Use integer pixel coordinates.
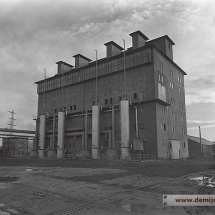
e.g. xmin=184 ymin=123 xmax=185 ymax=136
xmin=38 ymin=115 xmax=46 ymax=158
xmin=84 ymin=110 xmax=88 ymax=149
xmin=135 ymin=107 xmax=138 ymax=139
xmin=120 ymin=100 xmax=130 ymax=159
xmin=112 ymin=106 xmax=115 ymax=149
xmin=92 ymin=105 xmax=100 ymax=159
xmin=57 ymin=111 xmax=65 ymax=158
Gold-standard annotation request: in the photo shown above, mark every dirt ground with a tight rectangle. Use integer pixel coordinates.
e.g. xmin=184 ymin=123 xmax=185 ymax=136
xmin=0 ymin=158 xmax=215 ymax=215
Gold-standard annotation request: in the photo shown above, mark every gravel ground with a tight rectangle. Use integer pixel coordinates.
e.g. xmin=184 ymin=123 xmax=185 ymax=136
xmin=0 ymin=158 xmax=215 ymax=215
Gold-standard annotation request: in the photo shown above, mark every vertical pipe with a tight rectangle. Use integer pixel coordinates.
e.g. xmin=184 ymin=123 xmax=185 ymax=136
xmin=84 ymin=110 xmax=88 ymax=149
xmin=112 ymin=106 xmax=115 ymax=149
xmin=135 ymin=107 xmax=138 ymax=139
xmin=81 ymin=132 xmax=85 ymax=149
xmin=120 ymin=100 xmax=130 ymax=159
xmin=57 ymin=111 xmax=65 ymax=158
xmin=108 ymin=131 xmax=112 ymax=148
xmin=92 ymin=105 xmax=100 ymax=159
xmin=51 ymin=114 xmax=56 ymax=150
xmin=38 ymin=115 xmax=46 ymax=157
xmin=95 ymin=50 xmax=98 ymax=105
xmin=43 ymin=69 xmax=46 ymax=113
xmin=123 ymin=39 xmax=126 ymax=100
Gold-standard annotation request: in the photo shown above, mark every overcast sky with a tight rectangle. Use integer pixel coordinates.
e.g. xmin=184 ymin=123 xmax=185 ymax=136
xmin=0 ymin=0 xmax=215 ymax=141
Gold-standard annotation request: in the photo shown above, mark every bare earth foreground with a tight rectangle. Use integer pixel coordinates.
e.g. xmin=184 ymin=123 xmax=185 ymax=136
xmin=0 ymin=158 xmax=215 ymax=215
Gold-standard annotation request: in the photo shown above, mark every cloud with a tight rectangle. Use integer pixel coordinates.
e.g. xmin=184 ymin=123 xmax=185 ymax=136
xmin=188 ymin=124 xmax=215 ymax=130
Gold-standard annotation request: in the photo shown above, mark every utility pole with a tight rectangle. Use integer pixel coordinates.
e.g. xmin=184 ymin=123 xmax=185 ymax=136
xmin=199 ymin=126 xmax=203 ymax=157
xmin=7 ymin=110 xmax=17 ymax=133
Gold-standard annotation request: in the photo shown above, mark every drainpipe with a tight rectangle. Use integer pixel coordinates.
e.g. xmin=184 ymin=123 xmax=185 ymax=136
xmin=134 ymin=106 xmax=138 ymax=139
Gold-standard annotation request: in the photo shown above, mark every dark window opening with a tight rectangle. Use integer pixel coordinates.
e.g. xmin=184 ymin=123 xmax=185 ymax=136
xmin=55 ymin=109 xmax=57 ymax=113
xmin=70 ymin=106 xmax=73 ymax=111
xmin=109 ymin=98 xmax=112 ymax=104
xmin=134 ymin=93 xmax=137 ymax=99
xmin=164 ymin=124 xmax=166 ymax=131
xmin=105 ymin=99 xmax=108 ymax=105
xmin=183 ymin=142 xmax=186 ymax=148
xmin=74 ymin=105 xmax=76 ymax=110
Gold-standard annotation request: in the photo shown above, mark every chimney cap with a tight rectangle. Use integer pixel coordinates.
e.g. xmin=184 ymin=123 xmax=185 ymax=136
xmin=104 ymin=41 xmax=123 ymax=50
xmin=56 ymin=61 xmax=74 ymax=68
xmin=129 ymin=30 xmax=149 ymax=41
xmin=73 ymin=54 xmax=92 ymax=62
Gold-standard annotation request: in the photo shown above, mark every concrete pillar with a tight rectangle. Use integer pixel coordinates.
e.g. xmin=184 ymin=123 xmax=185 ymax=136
xmin=57 ymin=111 xmax=65 ymax=158
xmin=38 ymin=115 xmax=46 ymax=158
xmin=120 ymin=100 xmax=130 ymax=159
xmin=84 ymin=110 xmax=88 ymax=149
xmin=112 ymin=106 xmax=115 ymax=149
xmin=92 ymin=105 xmax=100 ymax=159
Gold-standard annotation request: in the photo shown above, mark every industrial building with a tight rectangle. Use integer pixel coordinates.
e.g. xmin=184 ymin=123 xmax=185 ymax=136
xmin=188 ymin=135 xmax=215 ymax=158
xmin=35 ymin=30 xmax=188 ymax=159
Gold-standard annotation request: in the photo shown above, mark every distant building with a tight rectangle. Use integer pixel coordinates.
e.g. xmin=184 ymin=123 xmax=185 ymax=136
xmin=35 ymin=30 xmax=188 ymax=159
xmin=188 ymin=135 xmax=215 ymax=158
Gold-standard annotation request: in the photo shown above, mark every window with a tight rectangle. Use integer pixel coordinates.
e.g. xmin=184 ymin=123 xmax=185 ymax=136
xmin=74 ymin=105 xmax=76 ymax=110
xmin=109 ymin=98 xmax=112 ymax=104
xmin=159 ymin=61 xmax=163 ymax=69
xmin=172 ymin=126 xmax=176 ymax=133
xmin=183 ymin=142 xmax=186 ymax=148
xmin=70 ymin=106 xmax=73 ymax=111
xmin=179 ymin=87 xmax=181 ymax=94
xmin=161 ymin=108 xmax=165 ymax=115
xmin=170 ymin=81 xmax=174 ymax=89
xmin=134 ymin=93 xmax=137 ymax=99
xmin=181 ymin=129 xmax=185 ymax=135
xmin=158 ymin=74 xmax=164 ymax=83
xmin=168 ymin=43 xmax=171 ymax=49
xmin=161 ymin=123 xmax=166 ymax=131
xmin=171 ymin=112 xmax=176 ymax=119
xmin=105 ymin=99 xmax=108 ymax=105
xmin=118 ymin=96 xmax=122 ymax=102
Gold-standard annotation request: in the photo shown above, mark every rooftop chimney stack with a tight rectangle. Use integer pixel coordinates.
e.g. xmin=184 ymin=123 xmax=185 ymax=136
xmin=73 ymin=54 xmax=92 ymax=69
xmin=104 ymin=41 xmax=123 ymax=58
xmin=56 ymin=61 xmax=74 ymax=75
xmin=129 ymin=30 xmax=149 ymax=49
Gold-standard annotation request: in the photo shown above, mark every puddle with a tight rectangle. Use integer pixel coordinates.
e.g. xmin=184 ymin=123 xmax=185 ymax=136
xmin=190 ymin=176 xmax=215 ymax=187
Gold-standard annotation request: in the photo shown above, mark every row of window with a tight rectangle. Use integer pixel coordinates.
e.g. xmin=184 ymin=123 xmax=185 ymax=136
xmin=38 ymin=50 xmax=151 ymax=93
xmin=158 ymin=63 xmax=183 ymax=85
xmin=161 ymin=123 xmax=186 ymax=134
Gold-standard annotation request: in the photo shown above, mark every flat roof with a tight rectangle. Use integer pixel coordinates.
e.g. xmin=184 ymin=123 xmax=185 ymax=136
xmin=129 ymin=30 xmax=149 ymax=40
xmin=147 ymin=35 xmax=175 ymax=45
xmin=73 ymin=54 xmax=92 ymax=62
xmin=56 ymin=61 xmax=74 ymax=68
xmin=104 ymin=41 xmax=123 ymax=50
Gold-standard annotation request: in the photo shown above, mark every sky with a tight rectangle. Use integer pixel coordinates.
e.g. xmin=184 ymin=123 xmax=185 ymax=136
xmin=0 ymin=0 xmax=215 ymax=141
